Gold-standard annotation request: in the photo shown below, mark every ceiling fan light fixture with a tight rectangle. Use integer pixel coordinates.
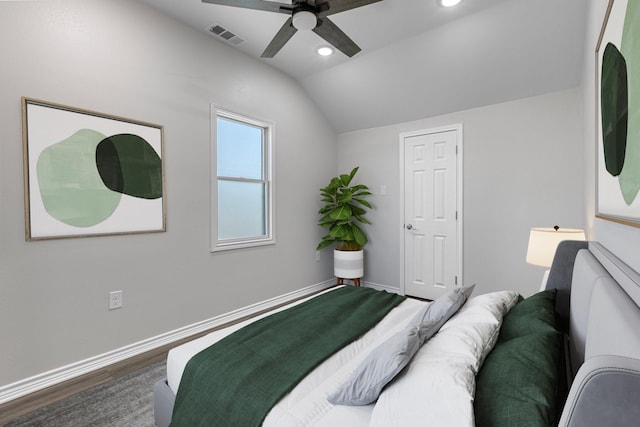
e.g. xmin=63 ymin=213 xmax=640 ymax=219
xmin=317 ymin=45 xmax=334 ymax=56
xmin=440 ymin=0 xmax=462 ymax=7
xmin=292 ymin=10 xmax=317 ymax=31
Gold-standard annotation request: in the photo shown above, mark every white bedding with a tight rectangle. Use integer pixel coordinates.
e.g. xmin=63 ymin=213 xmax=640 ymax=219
xmin=370 ymin=290 xmax=519 ymax=427
xmin=166 ymin=288 xmax=518 ymax=427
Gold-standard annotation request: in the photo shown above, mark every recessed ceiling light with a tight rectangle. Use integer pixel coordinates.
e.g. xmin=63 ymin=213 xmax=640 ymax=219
xmin=317 ymin=46 xmax=334 ymax=56
xmin=440 ymin=0 xmax=462 ymax=7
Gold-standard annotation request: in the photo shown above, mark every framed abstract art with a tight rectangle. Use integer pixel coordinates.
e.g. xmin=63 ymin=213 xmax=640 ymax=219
xmin=22 ymin=98 xmax=166 ymax=240
xmin=596 ymin=0 xmax=640 ymax=227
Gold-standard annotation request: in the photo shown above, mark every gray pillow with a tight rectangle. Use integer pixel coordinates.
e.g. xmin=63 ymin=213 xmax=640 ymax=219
xmin=328 ymin=285 xmax=475 ymax=407
xmin=412 ymin=284 xmax=476 ymax=344
xmin=328 ymin=325 xmax=422 ymax=406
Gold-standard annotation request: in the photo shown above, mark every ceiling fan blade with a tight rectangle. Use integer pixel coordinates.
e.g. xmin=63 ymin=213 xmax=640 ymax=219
xmin=201 ymin=0 xmax=292 ymax=14
xmin=261 ymin=17 xmax=298 ymax=58
xmin=318 ymin=0 xmax=383 ymax=17
xmin=312 ymin=16 xmax=361 ymax=57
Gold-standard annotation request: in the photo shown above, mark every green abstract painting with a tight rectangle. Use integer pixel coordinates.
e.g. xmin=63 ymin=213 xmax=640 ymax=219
xmin=22 ymin=98 xmax=165 ymax=240
xmin=597 ymin=0 xmax=640 ymax=226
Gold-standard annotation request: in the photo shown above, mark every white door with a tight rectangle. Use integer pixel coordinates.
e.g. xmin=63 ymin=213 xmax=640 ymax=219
xmin=401 ymin=127 xmax=461 ymax=300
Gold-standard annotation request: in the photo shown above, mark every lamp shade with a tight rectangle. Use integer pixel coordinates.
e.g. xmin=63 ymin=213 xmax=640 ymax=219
xmin=526 ymin=227 xmax=586 ymax=268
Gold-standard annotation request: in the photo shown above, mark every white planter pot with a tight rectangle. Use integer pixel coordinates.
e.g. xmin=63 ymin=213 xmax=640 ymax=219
xmin=334 ymin=249 xmax=364 ymax=279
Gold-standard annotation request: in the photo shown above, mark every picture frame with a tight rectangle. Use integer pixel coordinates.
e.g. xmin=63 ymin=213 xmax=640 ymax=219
xmin=595 ymin=0 xmax=640 ymax=228
xmin=22 ymin=97 xmax=166 ymax=240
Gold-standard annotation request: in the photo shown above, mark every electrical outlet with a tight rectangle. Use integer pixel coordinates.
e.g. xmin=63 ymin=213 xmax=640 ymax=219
xmin=109 ymin=290 xmax=123 ymax=310
xmin=315 ymin=250 xmax=321 ymax=262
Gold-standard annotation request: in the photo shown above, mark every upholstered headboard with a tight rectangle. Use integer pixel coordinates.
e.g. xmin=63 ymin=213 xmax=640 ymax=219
xmin=550 ymin=242 xmax=640 ymax=427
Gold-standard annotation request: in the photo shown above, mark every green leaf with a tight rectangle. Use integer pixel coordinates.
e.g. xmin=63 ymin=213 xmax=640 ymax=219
xmin=331 ymin=223 xmax=355 ymax=242
xmin=337 ymin=190 xmax=353 ymax=204
xmin=320 ymin=184 xmax=336 ymax=194
xmin=352 ymin=224 xmax=368 ymax=246
xmin=316 ymin=238 xmax=335 ymax=250
xmin=342 ymin=227 xmax=355 ymax=242
xmin=353 ymin=213 xmax=370 ymax=225
xmin=349 ymin=167 xmax=359 ymax=180
xmin=350 ymin=204 xmax=366 ymax=215
xmin=328 ymin=224 xmax=346 ymax=238
xmin=318 ymin=205 xmax=335 ymax=214
xmin=354 ymin=198 xmax=372 ymax=209
xmin=329 ymin=205 xmax=352 ymax=220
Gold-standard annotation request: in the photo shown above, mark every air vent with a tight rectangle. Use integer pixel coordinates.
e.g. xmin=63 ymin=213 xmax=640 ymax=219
xmin=206 ymin=24 xmax=245 ymax=46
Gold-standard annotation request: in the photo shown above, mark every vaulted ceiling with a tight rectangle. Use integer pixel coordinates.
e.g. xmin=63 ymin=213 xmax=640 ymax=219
xmin=142 ymin=0 xmax=589 ymax=133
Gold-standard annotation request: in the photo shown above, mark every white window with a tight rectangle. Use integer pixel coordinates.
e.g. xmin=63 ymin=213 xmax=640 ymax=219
xmin=211 ymin=107 xmax=274 ymax=251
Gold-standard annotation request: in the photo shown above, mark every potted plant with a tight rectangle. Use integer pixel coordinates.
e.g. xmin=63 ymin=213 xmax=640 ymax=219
xmin=316 ymin=167 xmax=372 ymax=285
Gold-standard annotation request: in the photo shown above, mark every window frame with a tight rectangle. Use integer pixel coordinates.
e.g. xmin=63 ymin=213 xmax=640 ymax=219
xmin=210 ymin=105 xmax=275 ymax=252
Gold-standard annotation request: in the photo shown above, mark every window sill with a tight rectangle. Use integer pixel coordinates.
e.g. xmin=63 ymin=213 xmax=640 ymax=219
xmin=210 ymin=238 xmax=275 ymax=253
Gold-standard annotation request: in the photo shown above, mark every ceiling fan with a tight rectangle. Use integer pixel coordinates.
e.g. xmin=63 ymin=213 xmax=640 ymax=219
xmin=202 ymin=0 xmax=383 ymax=58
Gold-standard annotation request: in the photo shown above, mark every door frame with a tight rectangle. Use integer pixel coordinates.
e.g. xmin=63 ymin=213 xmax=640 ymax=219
xmin=398 ymin=124 xmax=464 ymax=296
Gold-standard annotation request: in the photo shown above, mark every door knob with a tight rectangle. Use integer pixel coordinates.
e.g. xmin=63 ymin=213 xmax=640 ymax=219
xmin=406 ymin=224 xmax=413 ymax=230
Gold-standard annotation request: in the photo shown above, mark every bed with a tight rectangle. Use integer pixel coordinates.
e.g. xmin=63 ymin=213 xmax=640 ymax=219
xmin=153 ymin=241 xmax=640 ymax=426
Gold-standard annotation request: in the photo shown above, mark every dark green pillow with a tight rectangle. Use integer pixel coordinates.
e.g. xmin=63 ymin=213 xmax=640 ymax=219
xmin=474 ymin=330 xmax=562 ymax=427
xmin=498 ymin=289 xmax=557 ymax=342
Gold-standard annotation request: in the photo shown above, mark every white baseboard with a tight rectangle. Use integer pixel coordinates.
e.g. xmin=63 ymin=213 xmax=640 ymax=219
xmin=362 ymin=280 xmax=402 ymax=294
xmin=0 ymin=280 xmax=335 ymax=404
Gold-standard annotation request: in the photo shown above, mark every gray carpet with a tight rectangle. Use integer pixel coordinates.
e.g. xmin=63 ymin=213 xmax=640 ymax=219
xmin=6 ymin=362 xmax=166 ymax=427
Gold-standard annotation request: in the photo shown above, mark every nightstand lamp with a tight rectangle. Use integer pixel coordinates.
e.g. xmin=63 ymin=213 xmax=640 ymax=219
xmin=526 ymin=226 xmax=586 ymax=290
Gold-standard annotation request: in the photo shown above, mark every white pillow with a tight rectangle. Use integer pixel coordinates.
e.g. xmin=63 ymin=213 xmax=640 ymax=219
xmin=369 ymin=290 xmax=519 ymax=427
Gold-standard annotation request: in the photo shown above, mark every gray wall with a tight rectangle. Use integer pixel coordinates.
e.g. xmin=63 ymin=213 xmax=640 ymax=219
xmin=0 ymin=0 xmax=337 ymax=386
xmin=582 ymin=0 xmax=640 ymax=272
xmin=337 ymin=89 xmax=584 ymax=297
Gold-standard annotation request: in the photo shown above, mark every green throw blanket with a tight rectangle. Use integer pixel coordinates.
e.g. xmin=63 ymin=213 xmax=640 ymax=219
xmin=170 ymin=286 xmax=405 ymax=427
